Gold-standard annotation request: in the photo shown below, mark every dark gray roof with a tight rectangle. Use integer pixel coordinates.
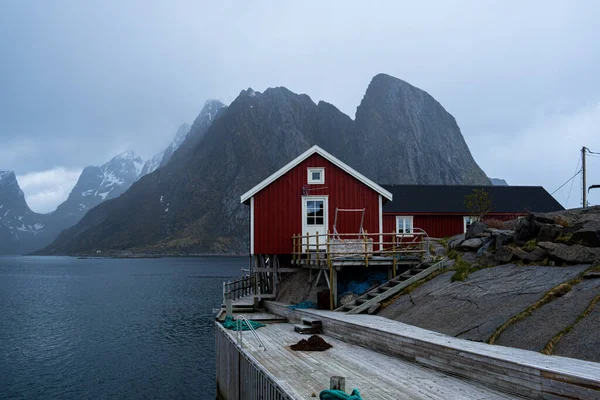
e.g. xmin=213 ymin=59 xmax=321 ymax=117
xmin=381 ymin=185 xmax=564 ymax=213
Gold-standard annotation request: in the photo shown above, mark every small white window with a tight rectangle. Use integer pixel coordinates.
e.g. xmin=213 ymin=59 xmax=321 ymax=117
xmin=396 ymin=216 xmax=413 ymax=235
xmin=463 ymin=216 xmax=475 ymax=233
xmin=307 ymin=168 xmax=324 ymax=184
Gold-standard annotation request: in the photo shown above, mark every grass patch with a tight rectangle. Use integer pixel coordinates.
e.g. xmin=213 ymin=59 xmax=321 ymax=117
xmin=487 ymin=281 xmax=576 ymax=345
xmin=555 ymin=233 xmax=573 ymax=244
xmin=553 ymin=216 xmax=570 ymax=227
xmin=439 ymin=238 xmax=448 ymax=250
xmin=488 ymin=264 xmax=600 ymax=346
xmin=523 ymin=239 xmax=537 ymax=252
xmin=450 ymin=258 xmax=473 ymax=282
xmin=447 ymin=249 xmax=459 ymax=260
xmin=542 ymin=294 xmax=600 ymax=355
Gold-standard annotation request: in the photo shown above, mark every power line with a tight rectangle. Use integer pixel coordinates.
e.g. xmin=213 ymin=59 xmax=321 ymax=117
xmin=551 ymin=168 xmax=583 ymax=195
xmin=585 ymin=147 xmax=600 ymax=155
xmin=566 ymin=158 xmax=581 ymax=206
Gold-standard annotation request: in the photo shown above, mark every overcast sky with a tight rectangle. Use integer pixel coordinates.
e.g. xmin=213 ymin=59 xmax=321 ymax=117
xmin=1 ymin=1 xmax=599 ymax=212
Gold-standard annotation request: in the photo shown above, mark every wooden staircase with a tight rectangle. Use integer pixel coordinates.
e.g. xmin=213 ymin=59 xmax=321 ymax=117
xmin=294 ymin=317 xmax=322 ymax=334
xmin=335 ymin=258 xmax=449 ymax=315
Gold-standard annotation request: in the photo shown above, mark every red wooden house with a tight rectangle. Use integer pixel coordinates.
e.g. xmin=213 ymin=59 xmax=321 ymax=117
xmin=381 ymin=185 xmax=564 ymax=238
xmin=239 ymin=145 xmax=563 ymax=306
xmin=241 ymin=145 xmax=393 ymax=260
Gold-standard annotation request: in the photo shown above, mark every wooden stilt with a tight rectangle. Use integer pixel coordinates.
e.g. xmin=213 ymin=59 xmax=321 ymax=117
xmin=327 ymin=229 xmax=333 ymax=310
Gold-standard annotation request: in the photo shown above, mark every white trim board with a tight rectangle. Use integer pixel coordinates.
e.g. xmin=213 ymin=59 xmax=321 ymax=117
xmin=240 ymin=145 xmax=393 ymax=203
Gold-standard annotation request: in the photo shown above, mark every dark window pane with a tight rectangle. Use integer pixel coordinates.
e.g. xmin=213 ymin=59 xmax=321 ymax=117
xmin=315 ymin=217 xmax=324 ymax=225
xmin=312 ymin=171 xmax=321 ymax=181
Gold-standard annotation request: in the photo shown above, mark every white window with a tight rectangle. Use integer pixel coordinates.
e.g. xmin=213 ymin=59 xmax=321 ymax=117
xmin=463 ymin=216 xmax=475 ymax=233
xmin=307 ymin=168 xmax=324 ymax=184
xmin=305 ymin=199 xmax=325 ymax=226
xmin=396 ymin=216 xmax=413 ymax=235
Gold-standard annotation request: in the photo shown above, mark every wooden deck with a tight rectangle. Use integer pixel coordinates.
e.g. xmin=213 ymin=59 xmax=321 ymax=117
xmin=217 ymin=322 xmax=518 ymax=400
xmin=265 ymin=302 xmax=600 ymax=399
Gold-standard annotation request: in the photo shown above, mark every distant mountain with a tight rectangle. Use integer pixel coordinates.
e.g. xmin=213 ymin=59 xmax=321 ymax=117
xmin=39 ymin=73 xmax=491 ymax=256
xmin=139 ymin=100 xmax=226 ymax=178
xmin=490 ymin=177 xmax=509 ymax=186
xmin=0 ymin=171 xmax=47 ymax=254
xmin=50 ymin=151 xmax=145 ymax=230
xmin=139 ymin=123 xmax=191 ymax=177
xmin=1 ymin=151 xmax=144 ymax=254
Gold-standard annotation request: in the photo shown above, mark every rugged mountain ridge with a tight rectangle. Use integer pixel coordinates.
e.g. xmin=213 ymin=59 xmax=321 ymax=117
xmin=0 ymin=152 xmax=145 ymax=254
xmin=0 ymin=171 xmax=48 ymax=254
xmin=39 ymin=73 xmax=491 ymax=255
xmin=139 ymin=123 xmax=191 ymax=177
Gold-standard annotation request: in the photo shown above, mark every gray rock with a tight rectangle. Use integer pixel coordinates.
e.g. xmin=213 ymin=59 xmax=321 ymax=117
xmin=538 ymin=242 xmax=600 ymax=264
xmin=378 ymin=264 xmax=589 ymax=342
xmin=554 ymin=302 xmax=600 ymax=362
xmin=514 ymin=216 xmax=540 ymax=245
xmin=465 ymin=221 xmax=487 ymax=240
xmin=495 ymin=246 xmax=514 ymax=264
xmin=512 ymin=246 xmax=548 ymax=264
xmin=571 ymin=220 xmax=600 ymax=247
xmin=476 ymin=240 xmax=492 ymax=256
xmin=498 ymin=278 xmax=600 ymax=352
xmin=448 ymin=234 xmax=465 ymax=250
xmin=461 ymin=238 xmax=483 ymax=251
xmin=488 ymin=229 xmax=514 ymax=250
xmin=537 ymin=224 xmax=562 ymax=242
xmin=531 ymin=212 xmax=557 ymax=225
xmin=461 ymin=251 xmax=479 ymax=265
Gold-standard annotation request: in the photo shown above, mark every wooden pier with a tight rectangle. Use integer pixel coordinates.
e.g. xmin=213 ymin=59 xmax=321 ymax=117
xmin=215 ymin=321 xmax=518 ymax=400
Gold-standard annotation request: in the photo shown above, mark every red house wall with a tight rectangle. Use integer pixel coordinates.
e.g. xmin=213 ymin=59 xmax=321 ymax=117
xmin=383 ymin=213 xmax=524 ymax=238
xmin=252 ymin=154 xmax=381 ymax=254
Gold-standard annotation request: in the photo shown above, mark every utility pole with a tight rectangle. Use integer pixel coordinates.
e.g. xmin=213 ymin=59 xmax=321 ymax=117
xmin=582 ymin=146 xmax=587 ymax=208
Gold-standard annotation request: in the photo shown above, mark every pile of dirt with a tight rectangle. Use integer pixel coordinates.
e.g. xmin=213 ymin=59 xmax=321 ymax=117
xmin=290 ymin=335 xmax=332 ymax=351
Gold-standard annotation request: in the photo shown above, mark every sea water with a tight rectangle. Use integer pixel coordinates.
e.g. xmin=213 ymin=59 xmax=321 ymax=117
xmin=0 ymin=256 xmax=245 ymax=399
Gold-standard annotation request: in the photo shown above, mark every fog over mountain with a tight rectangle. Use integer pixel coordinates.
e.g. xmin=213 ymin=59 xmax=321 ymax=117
xmin=40 ymin=74 xmax=490 ymax=255
xmin=1 ymin=2 xmax=600 ymax=211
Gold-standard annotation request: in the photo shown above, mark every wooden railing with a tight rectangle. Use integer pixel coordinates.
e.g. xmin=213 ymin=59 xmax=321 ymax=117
xmin=223 ymin=275 xmax=254 ymax=302
xmin=291 ymin=229 xmax=429 ymax=268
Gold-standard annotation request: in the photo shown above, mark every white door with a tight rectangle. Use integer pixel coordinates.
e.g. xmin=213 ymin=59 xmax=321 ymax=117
xmin=302 ymin=196 xmax=328 ymax=251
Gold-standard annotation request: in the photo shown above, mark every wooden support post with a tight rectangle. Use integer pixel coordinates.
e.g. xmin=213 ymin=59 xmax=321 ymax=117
xmin=292 ymin=235 xmax=296 ymax=265
xmin=316 ymin=231 xmax=320 ymax=268
xmin=327 ymin=230 xmax=333 ymax=311
xmin=306 ymin=232 xmax=310 ymax=265
xmin=330 ymin=376 xmax=346 ymax=392
xmin=226 ymin=294 xmax=232 ymax=317
xmin=332 ymin=267 xmax=338 ymax=309
xmin=364 ymin=229 xmax=369 ymax=268
xmin=392 ymin=233 xmax=397 ymax=278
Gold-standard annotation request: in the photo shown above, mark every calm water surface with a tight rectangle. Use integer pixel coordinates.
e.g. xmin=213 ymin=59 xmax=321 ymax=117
xmin=0 ymin=256 xmax=246 ymax=399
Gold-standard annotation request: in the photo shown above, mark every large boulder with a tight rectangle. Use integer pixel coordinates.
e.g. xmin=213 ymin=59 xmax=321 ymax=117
xmin=514 ymin=216 xmax=541 ymax=245
xmin=538 ymin=242 xmax=600 ymax=264
xmin=512 ymin=246 xmax=548 ymax=264
xmin=465 ymin=221 xmax=487 ymax=240
xmin=461 ymin=238 xmax=484 ymax=251
xmin=448 ymin=234 xmax=465 ymax=250
xmin=495 ymin=246 xmax=514 ymax=264
xmin=488 ymin=229 xmax=514 ymax=250
xmin=571 ymin=221 xmax=600 ymax=247
xmin=537 ymin=224 xmax=563 ymax=242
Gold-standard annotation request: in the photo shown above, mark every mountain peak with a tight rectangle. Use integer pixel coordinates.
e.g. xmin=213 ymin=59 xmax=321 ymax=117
xmin=0 ymin=171 xmax=16 ymax=184
xmin=114 ymin=150 xmax=139 ymax=161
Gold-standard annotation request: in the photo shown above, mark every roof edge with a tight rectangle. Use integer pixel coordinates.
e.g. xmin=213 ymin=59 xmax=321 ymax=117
xmin=241 ymin=145 xmax=393 ymax=203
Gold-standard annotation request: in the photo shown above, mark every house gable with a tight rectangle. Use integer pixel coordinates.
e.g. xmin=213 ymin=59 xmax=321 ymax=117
xmin=241 ymin=145 xmax=392 ymax=204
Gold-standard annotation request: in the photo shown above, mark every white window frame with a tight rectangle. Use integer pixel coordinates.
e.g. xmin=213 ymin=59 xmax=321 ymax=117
xmin=307 ymin=167 xmax=325 ymax=184
xmin=396 ymin=216 xmax=414 ymax=237
xmin=463 ymin=216 xmax=476 ymax=233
